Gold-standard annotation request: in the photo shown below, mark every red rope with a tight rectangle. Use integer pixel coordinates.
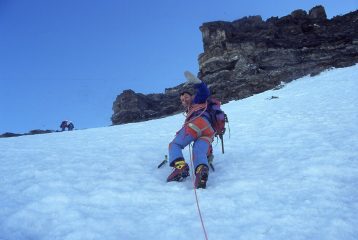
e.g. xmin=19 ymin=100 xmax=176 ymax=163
xmin=189 ymin=144 xmax=209 ymax=240
xmin=184 ymin=102 xmax=208 ymax=125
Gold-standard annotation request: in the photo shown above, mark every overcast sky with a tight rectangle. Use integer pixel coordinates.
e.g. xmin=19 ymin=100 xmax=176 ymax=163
xmin=1 ymin=0 xmax=357 ymax=133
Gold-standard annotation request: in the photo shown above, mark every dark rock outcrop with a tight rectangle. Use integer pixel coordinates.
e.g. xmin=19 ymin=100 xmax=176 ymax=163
xmin=111 ymin=89 xmax=185 ymax=124
xmin=0 ymin=132 xmax=23 ymax=138
xmin=112 ymin=6 xmax=358 ymax=125
xmin=197 ymin=5 xmax=358 ymax=101
xmin=0 ymin=129 xmax=57 ymax=138
xmin=28 ymin=129 xmax=54 ymax=135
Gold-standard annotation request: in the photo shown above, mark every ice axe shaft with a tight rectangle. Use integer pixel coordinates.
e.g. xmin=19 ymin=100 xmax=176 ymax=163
xmin=157 ymin=155 xmax=168 ymax=168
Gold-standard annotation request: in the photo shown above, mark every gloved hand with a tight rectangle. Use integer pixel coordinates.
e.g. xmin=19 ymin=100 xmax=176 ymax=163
xmin=184 ymin=71 xmax=201 ymax=85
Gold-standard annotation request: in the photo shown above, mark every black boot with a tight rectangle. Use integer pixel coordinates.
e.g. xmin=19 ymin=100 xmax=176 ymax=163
xmin=194 ymin=164 xmax=209 ymax=189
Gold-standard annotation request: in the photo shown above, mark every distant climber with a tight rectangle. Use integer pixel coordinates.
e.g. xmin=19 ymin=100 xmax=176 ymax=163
xmin=60 ymin=120 xmax=68 ymax=131
xmin=67 ymin=121 xmax=74 ymax=131
xmin=60 ymin=120 xmax=74 ymax=131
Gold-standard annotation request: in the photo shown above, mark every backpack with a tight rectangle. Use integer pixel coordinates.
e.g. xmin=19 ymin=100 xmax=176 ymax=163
xmin=206 ymin=97 xmax=228 ymax=153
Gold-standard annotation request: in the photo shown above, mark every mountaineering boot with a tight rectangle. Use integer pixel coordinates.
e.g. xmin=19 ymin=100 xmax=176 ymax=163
xmin=195 ymin=164 xmax=209 ymax=189
xmin=167 ymin=159 xmax=190 ymax=182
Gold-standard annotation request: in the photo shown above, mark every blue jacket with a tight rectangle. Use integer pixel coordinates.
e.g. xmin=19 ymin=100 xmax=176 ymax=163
xmin=193 ymin=82 xmax=210 ymax=104
xmin=186 ymin=82 xmax=211 ymax=123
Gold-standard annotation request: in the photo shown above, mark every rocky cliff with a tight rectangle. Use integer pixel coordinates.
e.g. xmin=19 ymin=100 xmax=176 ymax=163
xmin=111 ymin=6 xmax=358 ymax=125
xmin=0 ymin=129 xmax=56 ymax=138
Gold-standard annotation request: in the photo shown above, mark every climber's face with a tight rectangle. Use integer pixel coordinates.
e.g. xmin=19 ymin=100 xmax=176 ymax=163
xmin=180 ymin=93 xmax=193 ymax=108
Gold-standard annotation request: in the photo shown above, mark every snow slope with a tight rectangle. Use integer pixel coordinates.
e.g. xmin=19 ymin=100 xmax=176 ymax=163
xmin=1 ymin=65 xmax=358 ymax=240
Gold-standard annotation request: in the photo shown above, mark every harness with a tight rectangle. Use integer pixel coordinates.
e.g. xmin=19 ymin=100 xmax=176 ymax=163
xmin=183 ymin=103 xmax=214 ymax=143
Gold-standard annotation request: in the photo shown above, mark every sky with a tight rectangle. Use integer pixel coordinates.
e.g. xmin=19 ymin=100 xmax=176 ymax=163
xmin=0 ymin=65 xmax=357 ymax=239
xmin=0 ymin=0 xmax=357 ymax=133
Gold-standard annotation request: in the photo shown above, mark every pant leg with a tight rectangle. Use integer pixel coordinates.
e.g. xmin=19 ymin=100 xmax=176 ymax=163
xmin=192 ymin=138 xmax=211 ymax=170
xmin=168 ymin=127 xmax=194 ymax=166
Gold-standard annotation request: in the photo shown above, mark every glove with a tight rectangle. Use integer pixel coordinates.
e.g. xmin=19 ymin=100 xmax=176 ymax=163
xmin=184 ymin=71 xmax=201 ymax=85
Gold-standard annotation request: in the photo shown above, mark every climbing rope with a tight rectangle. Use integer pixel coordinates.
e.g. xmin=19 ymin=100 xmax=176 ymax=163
xmin=188 ymin=144 xmax=209 ymax=240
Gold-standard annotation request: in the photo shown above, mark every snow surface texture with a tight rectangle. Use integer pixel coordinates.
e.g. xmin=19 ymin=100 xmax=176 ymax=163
xmin=1 ymin=65 xmax=357 ymax=240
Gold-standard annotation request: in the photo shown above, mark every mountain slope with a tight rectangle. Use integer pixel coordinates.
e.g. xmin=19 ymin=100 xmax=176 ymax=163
xmin=0 ymin=65 xmax=357 ymax=240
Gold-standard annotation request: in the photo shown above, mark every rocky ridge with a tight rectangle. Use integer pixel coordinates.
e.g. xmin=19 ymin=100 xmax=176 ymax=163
xmin=111 ymin=6 xmax=358 ymax=125
xmin=0 ymin=130 xmax=56 ymax=138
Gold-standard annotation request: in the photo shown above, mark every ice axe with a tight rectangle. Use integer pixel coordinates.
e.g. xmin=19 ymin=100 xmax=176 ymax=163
xmin=157 ymin=155 xmax=168 ymax=168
